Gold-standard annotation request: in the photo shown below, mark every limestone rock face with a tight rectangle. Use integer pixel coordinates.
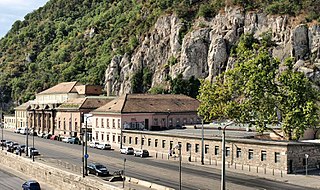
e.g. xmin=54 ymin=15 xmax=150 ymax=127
xmin=104 ymin=8 xmax=320 ymax=96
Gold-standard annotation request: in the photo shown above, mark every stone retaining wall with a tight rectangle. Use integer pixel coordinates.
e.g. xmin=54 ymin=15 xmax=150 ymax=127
xmin=0 ymin=150 xmax=121 ymax=190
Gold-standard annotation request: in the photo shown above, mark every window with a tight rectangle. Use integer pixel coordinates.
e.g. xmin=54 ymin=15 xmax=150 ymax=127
xmin=226 ymin=147 xmax=230 ymax=157
xmin=113 ymin=135 xmax=115 ymax=142
xmin=176 ymin=118 xmax=180 ymax=125
xmin=96 ymin=118 xmax=98 ymax=128
xmin=275 ymin=152 xmax=280 ymax=163
xmin=107 ymin=134 xmax=110 ymax=141
xmin=101 ymin=133 xmax=104 ymax=141
xmin=112 ymin=119 xmax=115 ymax=128
xmin=195 ymin=144 xmax=200 ymax=153
xmin=135 ymin=137 xmax=138 ymax=144
xmin=215 ymin=146 xmax=219 ymax=155
xmin=236 ymin=148 xmax=241 ymax=158
xmin=162 ymin=140 xmax=166 ymax=148
xmin=183 ymin=118 xmax=187 ymax=124
xmin=170 ymin=141 xmax=173 ymax=149
xmin=129 ymin=137 xmax=132 ymax=144
xmin=118 ymin=135 xmax=120 ymax=143
xmin=101 ymin=118 xmax=104 ymax=128
xmin=248 ymin=149 xmax=253 ymax=160
xmin=205 ymin=145 xmax=209 ymax=154
xmin=261 ymin=151 xmax=267 ymax=161
xmin=95 ymin=132 xmax=98 ymax=141
xmin=155 ymin=139 xmax=158 ymax=147
xmin=123 ymin=136 xmax=126 ymax=143
xmin=107 ymin=119 xmax=109 ymax=128
xmin=142 ymin=138 xmax=145 ymax=145
xmin=75 ymin=122 xmax=78 ymax=131
xmin=154 ymin=118 xmax=158 ymax=126
xmin=118 ymin=119 xmax=121 ymax=129
xmin=186 ymin=143 xmax=191 ymax=152
xmin=148 ymin=138 xmax=151 ymax=146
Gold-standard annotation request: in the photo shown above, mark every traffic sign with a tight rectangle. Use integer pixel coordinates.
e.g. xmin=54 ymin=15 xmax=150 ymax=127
xmin=84 ymin=154 xmax=89 ymax=159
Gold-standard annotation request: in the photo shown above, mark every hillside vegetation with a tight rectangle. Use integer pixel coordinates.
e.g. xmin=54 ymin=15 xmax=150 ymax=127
xmin=0 ymin=0 xmax=319 ymax=107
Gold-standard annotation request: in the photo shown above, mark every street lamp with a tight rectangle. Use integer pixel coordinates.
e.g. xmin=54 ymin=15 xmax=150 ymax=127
xmin=32 ymin=127 xmax=35 ymax=162
xmin=83 ymin=113 xmax=92 ymax=177
xmin=26 ymin=111 xmax=29 ymax=157
xmin=1 ymin=121 xmax=3 ymax=150
xmin=201 ymin=119 xmax=204 ymax=165
xmin=218 ymin=121 xmax=234 ymax=190
xmin=174 ymin=143 xmax=182 ymax=190
xmin=305 ymin=154 xmax=309 ymax=176
xmin=123 ymin=158 xmax=126 ymax=188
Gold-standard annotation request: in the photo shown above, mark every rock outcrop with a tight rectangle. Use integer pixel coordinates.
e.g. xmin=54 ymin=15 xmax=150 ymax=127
xmin=105 ymin=7 xmax=320 ymax=95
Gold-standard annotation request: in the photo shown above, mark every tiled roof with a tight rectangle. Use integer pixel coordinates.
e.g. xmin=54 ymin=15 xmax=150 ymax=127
xmin=38 ymin=81 xmax=81 ymax=95
xmin=57 ymin=97 xmax=114 ymax=110
xmin=14 ymin=102 xmax=31 ymax=110
xmin=92 ymin=94 xmax=199 ymax=114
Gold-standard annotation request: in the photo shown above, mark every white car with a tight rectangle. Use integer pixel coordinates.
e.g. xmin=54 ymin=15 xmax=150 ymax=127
xmin=14 ymin=128 xmax=22 ymax=133
xmin=120 ymin=147 xmax=134 ymax=155
xmin=89 ymin=142 xmax=99 ymax=148
xmin=96 ymin=143 xmax=111 ymax=150
xmin=62 ymin=137 xmax=72 ymax=143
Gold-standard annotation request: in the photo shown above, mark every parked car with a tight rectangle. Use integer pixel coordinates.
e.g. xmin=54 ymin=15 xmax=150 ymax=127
xmin=120 ymin=147 xmax=134 ymax=155
xmin=5 ymin=140 xmax=12 ymax=147
xmin=62 ymin=137 xmax=72 ymax=143
xmin=37 ymin=132 xmax=44 ymax=138
xmin=89 ymin=141 xmax=99 ymax=148
xmin=14 ymin=128 xmax=22 ymax=133
xmin=22 ymin=180 xmax=41 ymax=190
xmin=20 ymin=128 xmax=28 ymax=135
xmin=134 ymin=149 xmax=149 ymax=157
xmin=0 ymin=139 xmax=6 ymax=146
xmin=18 ymin=144 xmax=26 ymax=153
xmin=42 ymin=134 xmax=52 ymax=139
xmin=28 ymin=147 xmax=40 ymax=157
xmin=87 ymin=163 xmax=109 ymax=176
xmin=96 ymin=143 xmax=111 ymax=150
xmin=69 ymin=137 xmax=80 ymax=144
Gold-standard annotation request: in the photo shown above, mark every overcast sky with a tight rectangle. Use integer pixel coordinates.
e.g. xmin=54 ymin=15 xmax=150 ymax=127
xmin=0 ymin=0 xmax=49 ymax=38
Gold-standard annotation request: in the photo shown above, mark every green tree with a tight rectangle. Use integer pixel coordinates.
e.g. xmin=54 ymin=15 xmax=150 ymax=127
xmin=197 ymin=34 xmax=319 ymax=140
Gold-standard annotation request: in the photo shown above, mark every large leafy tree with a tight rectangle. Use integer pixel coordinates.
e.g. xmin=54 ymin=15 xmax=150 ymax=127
xmin=197 ymin=34 xmax=319 ymax=140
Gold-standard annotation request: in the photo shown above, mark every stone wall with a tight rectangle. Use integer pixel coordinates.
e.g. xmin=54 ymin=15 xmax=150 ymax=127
xmin=0 ymin=150 xmax=121 ymax=190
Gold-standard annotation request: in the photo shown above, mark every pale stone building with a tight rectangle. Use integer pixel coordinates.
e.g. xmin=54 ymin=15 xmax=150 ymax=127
xmin=3 ymin=114 xmax=15 ymax=129
xmin=90 ymin=94 xmax=200 ymax=149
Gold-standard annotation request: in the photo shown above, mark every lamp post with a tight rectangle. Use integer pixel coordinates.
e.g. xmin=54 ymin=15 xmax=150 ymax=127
xmin=218 ymin=121 xmax=234 ymax=190
xmin=305 ymin=154 xmax=309 ymax=176
xmin=26 ymin=112 xmax=29 ymax=157
xmin=1 ymin=121 xmax=3 ymax=150
xmin=32 ymin=127 xmax=35 ymax=162
xmin=84 ymin=113 xmax=92 ymax=177
xmin=174 ymin=143 xmax=182 ymax=190
xmin=201 ymin=119 xmax=204 ymax=165
xmin=123 ymin=158 xmax=126 ymax=188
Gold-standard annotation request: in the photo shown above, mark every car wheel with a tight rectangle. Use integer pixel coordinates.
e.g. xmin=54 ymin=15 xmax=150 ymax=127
xmin=134 ymin=153 xmax=136 ymax=156
xmin=140 ymin=154 xmax=143 ymax=158
xmin=96 ymin=172 xmax=99 ymax=176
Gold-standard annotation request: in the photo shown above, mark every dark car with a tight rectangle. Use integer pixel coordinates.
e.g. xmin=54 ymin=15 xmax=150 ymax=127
xmin=0 ymin=139 xmax=6 ymax=146
xmin=22 ymin=180 xmax=41 ymax=190
xmin=87 ymin=163 xmax=109 ymax=176
xmin=134 ymin=149 xmax=149 ymax=157
xmin=42 ymin=134 xmax=52 ymax=139
xmin=18 ymin=145 xmax=26 ymax=153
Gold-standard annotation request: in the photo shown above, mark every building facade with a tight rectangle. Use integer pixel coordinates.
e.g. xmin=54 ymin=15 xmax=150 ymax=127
xmin=90 ymin=94 xmax=201 ymax=149
xmin=3 ymin=114 xmax=15 ymax=129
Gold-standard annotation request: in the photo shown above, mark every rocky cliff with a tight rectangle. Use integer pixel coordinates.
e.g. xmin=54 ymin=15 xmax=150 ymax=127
xmin=105 ymin=7 xmax=320 ymax=95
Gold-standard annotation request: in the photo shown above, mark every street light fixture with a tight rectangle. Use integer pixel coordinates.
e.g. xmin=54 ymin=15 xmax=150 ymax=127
xmin=218 ymin=121 xmax=234 ymax=190
xmin=174 ymin=143 xmax=182 ymax=190
xmin=83 ymin=113 xmax=92 ymax=177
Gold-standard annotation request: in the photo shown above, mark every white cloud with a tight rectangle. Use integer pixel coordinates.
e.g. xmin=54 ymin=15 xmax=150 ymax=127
xmin=0 ymin=0 xmax=49 ymax=38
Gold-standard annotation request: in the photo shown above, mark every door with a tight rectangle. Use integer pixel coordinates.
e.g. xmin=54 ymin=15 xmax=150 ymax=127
xmin=144 ymin=119 xmax=149 ymax=130
xmin=289 ymin=160 xmax=293 ymax=174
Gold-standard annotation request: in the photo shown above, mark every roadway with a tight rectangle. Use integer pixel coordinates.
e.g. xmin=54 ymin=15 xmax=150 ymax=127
xmin=2 ymin=130 xmax=316 ymax=190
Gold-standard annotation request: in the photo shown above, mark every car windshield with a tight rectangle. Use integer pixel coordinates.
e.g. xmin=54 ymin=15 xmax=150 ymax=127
xmin=95 ymin=165 xmax=106 ymax=169
xmin=143 ymin=150 xmax=148 ymax=153
xmin=128 ymin=148 xmax=133 ymax=150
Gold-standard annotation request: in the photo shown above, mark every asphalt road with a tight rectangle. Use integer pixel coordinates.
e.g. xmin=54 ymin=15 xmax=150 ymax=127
xmin=0 ymin=167 xmax=25 ymax=190
xmin=2 ymin=130 xmax=316 ymax=190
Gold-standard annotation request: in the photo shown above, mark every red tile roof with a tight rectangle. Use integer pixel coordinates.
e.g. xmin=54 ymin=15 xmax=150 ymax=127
xmin=92 ymin=94 xmax=199 ymax=114
xmin=38 ymin=81 xmax=81 ymax=95
xmin=57 ymin=97 xmax=114 ymax=110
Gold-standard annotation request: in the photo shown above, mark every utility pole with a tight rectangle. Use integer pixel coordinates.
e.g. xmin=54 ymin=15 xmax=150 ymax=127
xmin=201 ymin=119 xmax=204 ymax=165
xmin=26 ymin=111 xmax=29 ymax=157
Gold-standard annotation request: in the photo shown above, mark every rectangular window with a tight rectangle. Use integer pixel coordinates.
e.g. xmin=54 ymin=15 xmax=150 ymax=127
xmin=215 ymin=146 xmax=219 ymax=155
xmin=186 ymin=143 xmax=191 ymax=152
xmin=101 ymin=133 xmax=104 ymax=141
xmin=142 ymin=138 xmax=145 ymax=146
xmin=107 ymin=134 xmax=110 ymax=141
xmin=248 ymin=149 xmax=254 ymax=160
xmin=112 ymin=119 xmax=115 ymax=128
xmin=118 ymin=135 xmax=120 ymax=143
xmin=112 ymin=135 xmax=115 ymax=142
xmin=275 ymin=152 xmax=280 ymax=163
xmin=129 ymin=137 xmax=132 ymax=144
xmin=226 ymin=147 xmax=230 ymax=157
xmin=155 ymin=139 xmax=158 ymax=147
xmin=261 ymin=151 xmax=267 ymax=161
xmin=101 ymin=118 xmax=104 ymax=128
xmin=96 ymin=118 xmax=98 ymax=128
xmin=148 ymin=138 xmax=151 ymax=146
xmin=195 ymin=144 xmax=200 ymax=153
xmin=135 ymin=137 xmax=138 ymax=144
xmin=95 ymin=132 xmax=98 ymax=141
xmin=107 ymin=119 xmax=109 ymax=128
xmin=154 ymin=118 xmax=158 ymax=126
xmin=170 ymin=141 xmax=173 ymax=149
xmin=162 ymin=140 xmax=166 ymax=148
xmin=236 ymin=148 xmax=241 ymax=158
xmin=123 ymin=136 xmax=126 ymax=143
xmin=118 ymin=119 xmax=121 ymax=129
xmin=205 ymin=145 xmax=209 ymax=154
